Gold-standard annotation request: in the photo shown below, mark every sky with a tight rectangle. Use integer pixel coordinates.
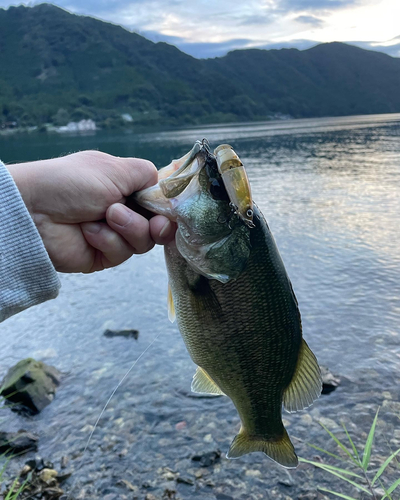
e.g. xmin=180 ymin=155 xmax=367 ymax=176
xmin=1 ymin=0 xmax=400 ymax=58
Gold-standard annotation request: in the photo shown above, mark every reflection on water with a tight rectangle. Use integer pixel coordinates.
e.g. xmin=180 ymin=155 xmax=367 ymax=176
xmin=1 ymin=114 xmax=400 ymax=498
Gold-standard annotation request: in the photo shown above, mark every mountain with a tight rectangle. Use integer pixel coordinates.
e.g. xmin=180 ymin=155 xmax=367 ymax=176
xmin=1 ymin=4 xmax=400 ymax=129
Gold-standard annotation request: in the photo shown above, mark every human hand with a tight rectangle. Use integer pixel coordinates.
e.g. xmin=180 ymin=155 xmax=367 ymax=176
xmin=7 ymin=151 xmax=176 ymax=273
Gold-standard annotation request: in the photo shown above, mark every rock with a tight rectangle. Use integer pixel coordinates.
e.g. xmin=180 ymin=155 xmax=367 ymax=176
xmin=8 ymin=458 xmax=66 ymax=500
xmin=0 ymin=358 xmax=61 ymax=414
xmin=103 ymin=329 xmax=139 ymax=339
xmin=320 ymin=365 xmax=341 ymax=394
xmin=20 ymin=465 xmax=32 ymax=476
xmin=43 ymin=488 xmax=64 ymax=498
xmin=162 ymin=490 xmax=177 ymax=499
xmin=39 ymin=468 xmax=58 ymax=485
xmin=177 ymin=475 xmax=194 ymax=485
xmin=0 ymin=430 xmax=38 ymax=454
xmin=26 ymin=456 xmax=46 ymax=472
xmin=245 ymin=469 xmax=261 ymax=477
xmin=119 ymin=479 xmax=137 ymax=491
xmin=175 ymin=421 xmax=187 ymax=431
xmin=191 ymin=449 xmax=221 ymax=467
xmin=318 ymin=417 xmax=339 ymax=429
xmin=373 ymin=488 xmax=386 ymax=499
xmin=298 ymin=493 xmax=318 ymax=500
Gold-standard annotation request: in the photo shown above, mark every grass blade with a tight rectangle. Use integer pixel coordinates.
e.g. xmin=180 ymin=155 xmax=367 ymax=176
xmin=362 ymin=408 xmax=379 ymax=470
xmin=300 ymin=459 xmax=371 ymax=495
xmin=318 ymin=487 xmax=360 ymax=500
xmin=307 ymin=443 xmax=348 ymax=463
xmin=371 ymin=447 xmax=400 ymax=486
xmin=382 ymin=477 xmax=400 ymax=499
xmin=299 ymin=458 xmax=363 ymax=478
xmin=318 ymin=421 xmax=360 ymax=466
xmin=342 ymin=422 xmax=360 ymax=463
xmin=4 ymin=475 xmax=21 ymax=500
xmin=378 ymin=479 xmax=393 ymax=500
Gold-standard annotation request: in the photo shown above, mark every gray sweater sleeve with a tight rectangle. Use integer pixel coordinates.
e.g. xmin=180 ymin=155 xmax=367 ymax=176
xmin=0 ymin=161 xmax=60 ymax=322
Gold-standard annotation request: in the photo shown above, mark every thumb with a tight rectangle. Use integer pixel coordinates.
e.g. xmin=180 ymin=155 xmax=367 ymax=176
xmin=113 ymin=158 xmax=158 ymax=196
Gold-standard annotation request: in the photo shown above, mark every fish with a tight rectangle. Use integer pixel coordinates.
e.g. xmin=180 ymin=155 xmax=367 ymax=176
xmin=134 ymin=140 xmax=322 ymax=468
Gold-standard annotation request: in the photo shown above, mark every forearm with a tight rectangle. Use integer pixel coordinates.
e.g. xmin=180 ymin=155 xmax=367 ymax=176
xmin=0 ymin=161 xmax=60 ymax=322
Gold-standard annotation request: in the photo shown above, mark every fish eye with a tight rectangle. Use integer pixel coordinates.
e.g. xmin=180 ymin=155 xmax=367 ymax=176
xmin=204 ymin=156 xmax=229 ymax=201
xmin=246 ymin=209 xmax=253 ymax=218
xmin=209 ymin=177 xmax=229 ymax=201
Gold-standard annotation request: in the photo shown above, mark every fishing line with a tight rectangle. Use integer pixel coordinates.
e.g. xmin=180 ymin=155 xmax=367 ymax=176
xmin=66 ymin=333 xmax=161 ymax=499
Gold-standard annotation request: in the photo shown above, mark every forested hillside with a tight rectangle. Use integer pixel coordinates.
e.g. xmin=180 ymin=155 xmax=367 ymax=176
xmin=1 ymin=4 xmax=400 ymax=129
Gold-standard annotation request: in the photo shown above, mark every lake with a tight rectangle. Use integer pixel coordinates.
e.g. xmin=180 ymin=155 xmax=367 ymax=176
xmin=1 ymin=114 xmax=400 ymax=499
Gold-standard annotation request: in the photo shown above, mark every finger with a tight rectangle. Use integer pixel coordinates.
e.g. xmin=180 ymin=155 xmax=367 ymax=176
xmin=114 ymin=157 xmax=158 ymax=196
xmin=106 ymin=203 xmax=155 ymax=254
xmin=81 ymin=222 xmax=138 ymax=271
xmin=149 ymin=215 xmax=177 ymax=245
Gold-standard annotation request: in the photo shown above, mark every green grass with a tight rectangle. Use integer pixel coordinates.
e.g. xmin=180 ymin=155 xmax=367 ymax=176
xmin=300 ymin=408 xmax=400 ymax=500
xmin=0 ymin=456 xmax=28 ymax=500
xmin=0 ymin=395 xmax=27 ymax=499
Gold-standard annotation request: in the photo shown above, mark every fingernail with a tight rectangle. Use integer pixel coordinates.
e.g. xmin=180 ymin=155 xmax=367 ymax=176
xmin=159 ymin=220 xmax=171 ymax=238
xmin=84 ymin=222 xmax=102 ymax=234
xmin=109 ymin=204 xmax=131 ymax=227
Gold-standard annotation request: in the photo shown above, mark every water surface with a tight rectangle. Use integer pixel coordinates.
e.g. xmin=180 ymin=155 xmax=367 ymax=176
xmin=1 ymin=114 xmax=400 ymax=499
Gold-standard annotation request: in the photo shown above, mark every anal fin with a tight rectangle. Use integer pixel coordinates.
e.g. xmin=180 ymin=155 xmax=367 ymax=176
xmin=167 ymin=283 xmax=176 ymax=323
xmin=227 ymin=426 xmax=298 ymax=469
xmin=283 ymin=339 xmax=322 ymax=413
xmin=191 ymin=366 xmax=226 ymax=396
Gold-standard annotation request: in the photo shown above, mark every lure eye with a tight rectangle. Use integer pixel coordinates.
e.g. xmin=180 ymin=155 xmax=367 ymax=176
xmin=246 ymin=209 xmax=253 ymax=218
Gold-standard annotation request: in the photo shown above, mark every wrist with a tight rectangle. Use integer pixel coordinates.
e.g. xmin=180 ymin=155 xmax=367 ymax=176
xmin=6 ymin=163 xmax=35 ymax=215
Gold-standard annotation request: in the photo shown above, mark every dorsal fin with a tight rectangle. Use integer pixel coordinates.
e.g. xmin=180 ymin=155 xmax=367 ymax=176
xmin=167 ymin=283 xmax=176 ymax=323
xmin=191 ymin=366 xmax=226 ymax=396
xmin=283 ymin=339 xmax=322 ymax=413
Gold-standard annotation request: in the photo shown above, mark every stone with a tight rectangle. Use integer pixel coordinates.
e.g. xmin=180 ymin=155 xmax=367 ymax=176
xmin=39 ymin=468 xmax=58 ymax=486
xmin=320 ymin=365 xmax=341 ymax=394
xmin=191 ymin=449 xmax=221 ymax=467
xmin=318 ymin=417 xmax=339 ymax=429
xmin=245 ymin=469 xmax=261 ymax=478
xmin=103 ymin=329 xmax=139 ymax=339
xmin=0 ymin=430 xmax=38 ymax=454
xmin=0 ymin=358 xmax=61 ymax=414
xmin=373 ymin=488 xmax=386 ymax=500
xmin=177 ymin=475 xmax=195 ymax=485
xmin=26 ymin=456 xmax=46 ymax=472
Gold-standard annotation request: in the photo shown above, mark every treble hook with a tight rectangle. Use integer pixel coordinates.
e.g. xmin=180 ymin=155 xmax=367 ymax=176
xmin=201 ymin=138 xmax=211 ymax=153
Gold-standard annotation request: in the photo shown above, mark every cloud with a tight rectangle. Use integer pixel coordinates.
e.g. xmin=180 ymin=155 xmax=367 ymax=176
xmin=0 ymin=0 xmax=398 ymax=60
xmin=350 ymin=40 xmax=400 ymax=58
xmin=280 ymin=0 xmax=358 ymax=11
xmin=239 ymin=13 xmax=279 ymax=26
xmin=294 ymin=15 xmax=324 ymax=27
xmin=141 ymin=32 xmax=255 ymax=58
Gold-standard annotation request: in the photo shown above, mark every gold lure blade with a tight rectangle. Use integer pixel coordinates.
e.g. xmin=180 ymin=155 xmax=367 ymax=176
xmin=214 ymin=144 xmax=254 ymax=227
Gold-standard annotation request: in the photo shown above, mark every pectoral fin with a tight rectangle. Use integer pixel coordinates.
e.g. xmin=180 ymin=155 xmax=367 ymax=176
xmin=167 ymin=284 xmax=176 ymax=323
xmin=283 ymin=339 xmax=322 ymax=413
xmin=227 ymin=426 xmax=298 ymax=469
xmin=191 ymin=366 xmax=226 ymax=396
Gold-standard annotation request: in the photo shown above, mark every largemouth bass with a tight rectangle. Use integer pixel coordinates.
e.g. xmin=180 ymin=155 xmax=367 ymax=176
xmin=135 ymin=141 xmax=321 ymax=468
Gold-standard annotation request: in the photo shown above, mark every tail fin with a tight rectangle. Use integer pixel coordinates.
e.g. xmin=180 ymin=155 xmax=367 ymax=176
xmin=226 ymin=427 xmax=298 ymax=469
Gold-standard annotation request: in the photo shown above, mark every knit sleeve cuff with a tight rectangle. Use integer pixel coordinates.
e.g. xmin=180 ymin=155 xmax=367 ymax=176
xmin=0 ymin=161 xmax=61 ymax=322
